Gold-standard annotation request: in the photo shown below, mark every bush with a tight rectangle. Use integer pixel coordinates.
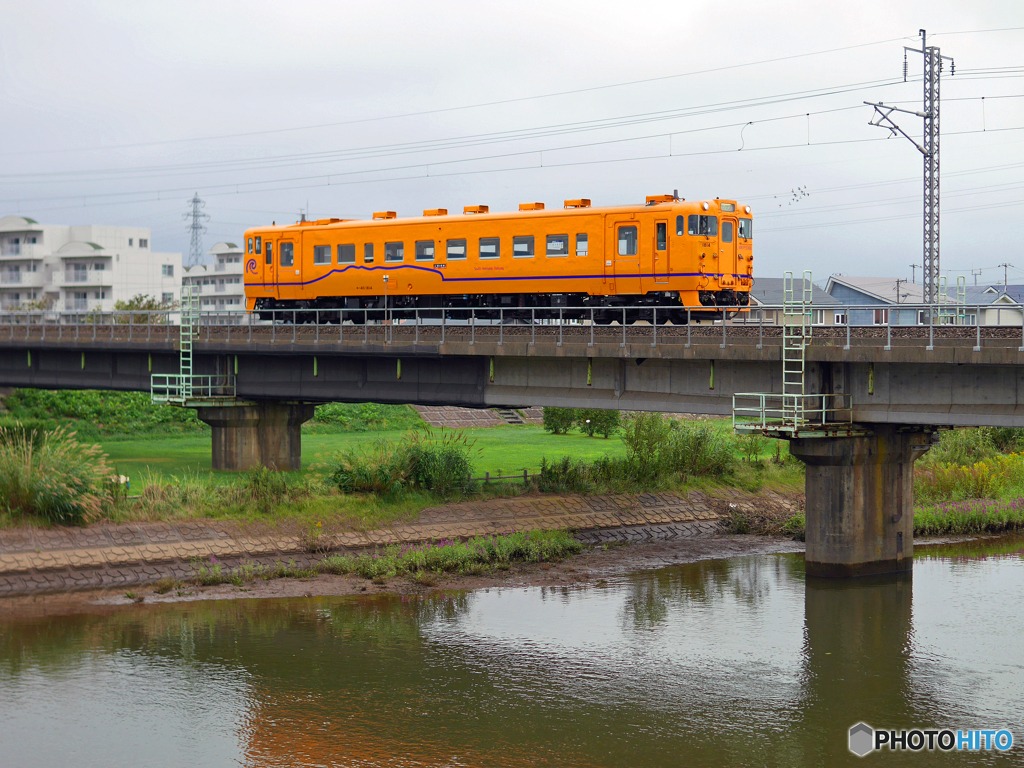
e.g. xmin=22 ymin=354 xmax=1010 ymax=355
xmin=0 ymin=423 xmax=112 ymax=524
xmin=621 ymin=412 xmax=672 ymax=478
xmin=245 ymin=466 xmax=289 ymax=511
xmin=311 ymin=402 xmax=420 ymax=432
xmin=662 ymin=421 xmax=735 ymax=479
xmin=326 ymin=439 xmax=416 ymax=497
xmin=542 ymin=407 xmax=578 ymax=435
xmin=408 ymin=430 xmax=476 ymax=500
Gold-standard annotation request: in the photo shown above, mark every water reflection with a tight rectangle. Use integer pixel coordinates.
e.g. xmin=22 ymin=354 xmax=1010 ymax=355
xmin=2 ymin=537 xmax=1022 ymax=767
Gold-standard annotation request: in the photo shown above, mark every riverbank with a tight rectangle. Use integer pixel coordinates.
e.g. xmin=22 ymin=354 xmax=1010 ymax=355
xmin=2 ymin=488 xmax=793 ymax=598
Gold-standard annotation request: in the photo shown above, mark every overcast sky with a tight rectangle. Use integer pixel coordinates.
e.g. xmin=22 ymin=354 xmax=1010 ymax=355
xmin=2 ymin=0 xmax=1023 ymax=285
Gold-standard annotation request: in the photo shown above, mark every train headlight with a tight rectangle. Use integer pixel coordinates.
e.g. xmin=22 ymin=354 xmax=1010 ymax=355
xmin=702 ymin=202 xmax=709 ymax=211
xmin=745 ymin=205 xmax=751 ymax=214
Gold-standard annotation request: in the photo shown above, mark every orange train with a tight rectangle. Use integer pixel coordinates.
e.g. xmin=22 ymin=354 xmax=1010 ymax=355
xmin=242 ymin=195 xmax=752 ymax=323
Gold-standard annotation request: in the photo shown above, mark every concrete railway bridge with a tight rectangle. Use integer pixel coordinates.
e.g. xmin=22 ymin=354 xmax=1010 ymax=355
xmin=3 ymin=307 xmax=1024 ymax=578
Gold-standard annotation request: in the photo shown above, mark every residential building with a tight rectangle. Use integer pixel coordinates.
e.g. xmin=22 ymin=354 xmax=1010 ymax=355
xmin=182 ymin=242 xmax=245 ymax=324
xmin=825 ymin=275 xmax=1022 ymax=326
xmin=734 ymin=277 xmax=844 ymax=326
xmin=0 ymin=215 xmax=181 ymax=312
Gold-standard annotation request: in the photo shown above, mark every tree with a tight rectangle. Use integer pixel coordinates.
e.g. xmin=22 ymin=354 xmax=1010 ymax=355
xmin=592 ymin=409 xmax=621 ymax=439
xmin=114 ymin=294 xmax=177 ymax=324
xmin=542 ymin=407 xmax=577 ymax=435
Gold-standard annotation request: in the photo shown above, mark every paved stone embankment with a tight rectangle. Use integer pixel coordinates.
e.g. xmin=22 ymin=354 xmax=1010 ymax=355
xmin=0 ymin=490 xmax=802 ymax=597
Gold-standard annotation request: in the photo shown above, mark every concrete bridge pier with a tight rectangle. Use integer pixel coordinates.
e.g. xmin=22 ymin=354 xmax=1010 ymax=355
xmin=789 ymin=426 xmax=933 ymax=578
xmin=196 ymin=402 xmax=314 ymax=472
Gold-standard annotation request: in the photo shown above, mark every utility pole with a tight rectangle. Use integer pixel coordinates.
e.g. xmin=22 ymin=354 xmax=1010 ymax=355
xmin=865 ymin=29 xmax=954 ymax=305
xmin=909 ymin=264 xmax=920 ymax=284
xmin=183 ymin=193 xmax=210 ymax=268
xmin=895 ymin=278 xmax=907 ymax=303
xmin=999 ymin=262 xmax=1013 ymax=287
xmin=971 ymin=267 xmax=982 ymax=286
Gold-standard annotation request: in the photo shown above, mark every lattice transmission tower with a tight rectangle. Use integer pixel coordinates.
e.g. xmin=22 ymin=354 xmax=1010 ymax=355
xmin=183 ymin=192 xmax=210 ymax=268
xmin=865 ymin=29 xmax=954 ymax=305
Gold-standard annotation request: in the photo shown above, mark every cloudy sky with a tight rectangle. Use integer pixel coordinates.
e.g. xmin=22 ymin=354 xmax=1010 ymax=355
xmin=2 ymin=0 xmax=1023 ymax=285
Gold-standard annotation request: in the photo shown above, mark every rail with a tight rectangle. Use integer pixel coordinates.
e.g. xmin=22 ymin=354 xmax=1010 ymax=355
xmin=1 ymin=302 xmax=1023 ymax=352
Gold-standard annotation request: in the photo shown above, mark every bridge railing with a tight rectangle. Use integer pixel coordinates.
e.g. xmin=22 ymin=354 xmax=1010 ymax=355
xmin=1 ymin=302 xmax=1023 ymax=351
xmin=733 ymin=392 xmax=856 ymax=435
xmin=151 ymin=374 xmax=237 ymax=405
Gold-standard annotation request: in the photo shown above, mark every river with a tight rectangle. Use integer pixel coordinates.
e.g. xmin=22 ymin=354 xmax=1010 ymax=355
xmin=2 ymin=536 xmax=1023 ymax=767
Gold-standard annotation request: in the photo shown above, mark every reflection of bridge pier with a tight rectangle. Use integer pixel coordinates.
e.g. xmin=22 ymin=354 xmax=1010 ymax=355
xmin=799 ymin=573 xmax=915 ymax=763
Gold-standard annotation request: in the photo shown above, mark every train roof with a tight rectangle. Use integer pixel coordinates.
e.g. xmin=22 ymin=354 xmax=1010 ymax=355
xmin=246 ymin=197 xmax=749 ymax=233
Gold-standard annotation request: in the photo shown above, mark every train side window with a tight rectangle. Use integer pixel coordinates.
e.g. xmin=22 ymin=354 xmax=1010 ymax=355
xmin=738 ymin=218 xmax=753 ymax=240
xmin=415 ymin=240 xmax=435 ymax=261
xmin=313 ymin=245 xmax=331 ymax=265
xmin=721 ymin=222 xmax=733 ymax=243
xmin=546 ymin=234 xmax=568 ymax=257
xmin=364 ymin=243 xmax=374 ymax=263
xmin=513 ymin=235 xmax=534 ymax=258
xmin=337 ymin=244 xmax=356 ymax=264
xmin=255 ymin=236 xmax=262 ymax=254
xmin=656 ymin=222 xmax=667 ymax=250
xmin=576 ymin=233 xmax=588 ymax=256
xmin=479 ymin=237 xmax=500 ymax=259
xmin=676 ymin=215 xmax=685 ymax=236
xmin=618 ymin=225 xmax=638 ymax=256
xmin=265 ymin=241 xmax=273 ymax=265
xmin=280 ymin=242 xmax=294 ymax=267
xmin=247 ymin=238 xmax=253 ymax=254
xmin=447 ymin=239 xmax=467 ymax=260
xmin=385 ymin=241 xmax=404 ymax=262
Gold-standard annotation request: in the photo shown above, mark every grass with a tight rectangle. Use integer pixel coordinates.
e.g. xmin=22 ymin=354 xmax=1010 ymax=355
xmin=99 ymin=425 xmax=639 ymax=486
xmin=182 ymin=530 xmax=583 ymax=588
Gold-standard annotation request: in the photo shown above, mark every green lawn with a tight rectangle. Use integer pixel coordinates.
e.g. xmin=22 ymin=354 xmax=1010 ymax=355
xmin=100 ymin=425 xmax=633 ymax=486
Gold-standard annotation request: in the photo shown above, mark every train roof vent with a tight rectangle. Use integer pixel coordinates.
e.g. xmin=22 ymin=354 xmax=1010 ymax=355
xmin=519 ymin=202 xmax=545 ymax=211
xmin=464 ymin=205 xmax=489 ymax=214
xmin=372 ymin=211 xmax=397 ymax=220
xmin=313 ymin=218 xmax=344 ymax=225
xmin=423 ymin=208 xmax=448 ymax=217
xmin=564 ymin=199 xmax=591 ymax=209
xmin=646 ymin=194 xmax=675 ymax=205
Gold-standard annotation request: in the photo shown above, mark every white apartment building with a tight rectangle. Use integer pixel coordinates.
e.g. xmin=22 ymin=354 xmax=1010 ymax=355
xmin=182 ymin=242 xmax=246 ymax=324
xmin=0 ymin=215 xmax=182 ymax=312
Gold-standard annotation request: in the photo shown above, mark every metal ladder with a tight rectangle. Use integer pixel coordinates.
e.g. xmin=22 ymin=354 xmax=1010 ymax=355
xmin=179 ymin=284 xmax=199 ymax=401
xmin=782 ymin=270 xmax=813 ymax=428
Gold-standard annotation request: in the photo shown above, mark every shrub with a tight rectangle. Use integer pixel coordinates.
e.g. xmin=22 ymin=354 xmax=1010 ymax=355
xmin=325 ymin=439 xmax=415 ymax=497
xmin=621 ymin=412 xmax=672 ymax=478
xmin=738 ymin=433 xmax=770 ymax=463
xmin=408 ymin=430 xmax=476 ymax=500
xmin=542 ymin=407 xmax=578 ymax=435
xmin=662 ymin=421 xmax=735 ymax=479
xmin=0 ymin=423 xmax=112 ymax=524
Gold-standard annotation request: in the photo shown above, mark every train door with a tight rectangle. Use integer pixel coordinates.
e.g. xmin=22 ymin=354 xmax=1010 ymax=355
xmin=264 ymin=237 xmax=278 ymax=299
xmin=279 ymin=237 xmax=297 ymax=299
xmin=654 ymin=219 xmax=669 ymax=283
xmin=719 ymin=217 xmax=738 ymax=290
xmin=612 ymin=220 xmax=641 ymax=295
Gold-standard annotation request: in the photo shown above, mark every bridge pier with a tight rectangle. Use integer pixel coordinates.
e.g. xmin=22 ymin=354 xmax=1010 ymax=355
xmin=196 ymin=402 xmax=314 ymax=472
xmin=789 ymin=427 xmax=933 ymax=578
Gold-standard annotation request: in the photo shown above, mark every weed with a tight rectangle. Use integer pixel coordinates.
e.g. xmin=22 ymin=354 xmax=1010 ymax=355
xmin=152 ymin=578 xmax=178 ymax=594
xmin=0 ymin=423 xmax=113 ymax=524
xmin=412 ymin=570 xmax=438 ymax=586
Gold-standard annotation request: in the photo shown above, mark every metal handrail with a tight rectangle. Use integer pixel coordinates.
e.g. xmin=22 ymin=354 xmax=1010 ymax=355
xmin=2 ymin=301 xmax=1024 ymax=353
xmin=732 ymin=392 xmax=855 ymax=433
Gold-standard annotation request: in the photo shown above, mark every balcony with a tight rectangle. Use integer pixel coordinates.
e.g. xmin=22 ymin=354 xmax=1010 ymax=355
xmin=0 ymin=271 xmax=45 ymax=288
xmin=59 ymin=271 xmax=111 ymax=288
xmin=0 ymin=243 xmax=41 ymax=259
